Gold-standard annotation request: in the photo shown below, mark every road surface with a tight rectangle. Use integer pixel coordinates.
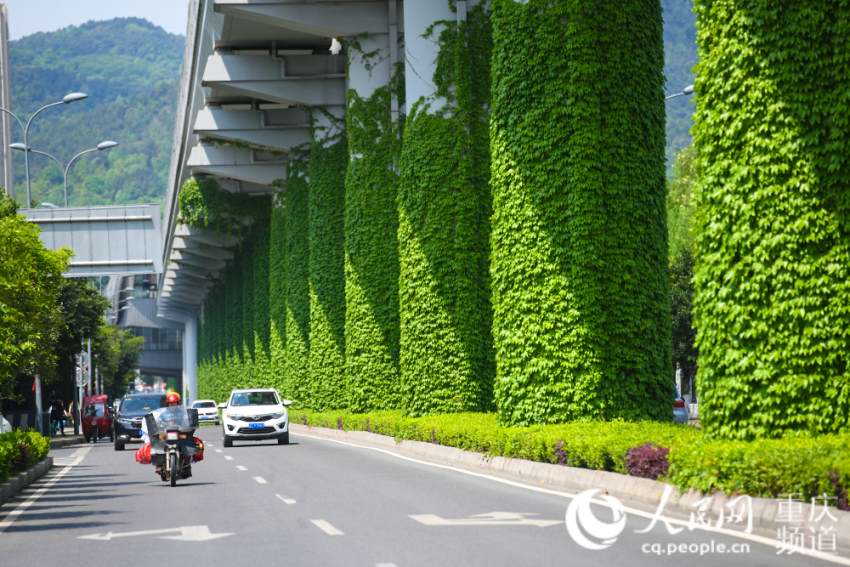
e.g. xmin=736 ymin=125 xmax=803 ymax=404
xmin=0 ymin=427 xmax=838 ymax=566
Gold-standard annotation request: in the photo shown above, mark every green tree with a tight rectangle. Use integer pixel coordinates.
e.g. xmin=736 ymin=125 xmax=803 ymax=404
xmin=0 ymin=193 xmax=70 ymax=398
xmin=93 ymin=325 xmax=143 ymax=398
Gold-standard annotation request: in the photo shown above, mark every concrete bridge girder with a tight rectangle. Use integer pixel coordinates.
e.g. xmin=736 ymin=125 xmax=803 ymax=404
xmin=172 ymin=237 xmax=234 ymax=260
xmin=174 ymin=223 xmax=241 ymax=248
xmin=194 ymin=107 xmax=312 ymax=153
xmin=214 ymin=1 xmax=390 ymax=38
xmin=187 ymin=143 xmax=285 ymax=187
xmin=170 ymin=249 xmax=227 ymax=272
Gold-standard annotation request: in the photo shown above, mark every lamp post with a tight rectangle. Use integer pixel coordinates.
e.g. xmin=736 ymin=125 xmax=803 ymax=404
xmin=0 ymin=92 xmax=89 ymax=207
xmin=11 ymin=140 xmax=118 ymax=207
xmin=665 ymin=84 xmax=694 ymax=101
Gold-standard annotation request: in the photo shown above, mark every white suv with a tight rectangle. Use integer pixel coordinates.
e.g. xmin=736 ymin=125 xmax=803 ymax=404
xmin=219 ymin=389 xmax=290 ymax=447
xmin=191 ymin=399 xmax=220 ymax=425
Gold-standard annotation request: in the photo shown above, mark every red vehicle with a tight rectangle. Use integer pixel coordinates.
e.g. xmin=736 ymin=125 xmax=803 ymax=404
xmin=82 ymin=395 xmax=113 ymax=443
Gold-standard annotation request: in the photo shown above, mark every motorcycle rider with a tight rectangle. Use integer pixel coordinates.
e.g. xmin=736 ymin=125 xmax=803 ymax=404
xmin=136 ymin=391 xmax=204 ymax=480
xmin=140 ymin=391 xmax=181 ymax=444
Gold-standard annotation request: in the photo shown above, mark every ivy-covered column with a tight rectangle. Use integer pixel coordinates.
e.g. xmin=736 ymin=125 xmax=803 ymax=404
xmin=283 ymin=159 xmax=311 ymax=405
xmin=398 ymin=0 xmax=494 ymax=415
xmin=344 ymin=26 xmax=403 ymax=411
xmin=269 ymin=200 xmax=287 ymax=395
xmin=309 ymin=114 xmax=348 ymax=410
xmin=252 ymin=201 xmax=271 ymax=389
xmin=693 ymin=1 xmax=850 ymax=438
xmin=490 ymin=0 xmax=670 ymax=425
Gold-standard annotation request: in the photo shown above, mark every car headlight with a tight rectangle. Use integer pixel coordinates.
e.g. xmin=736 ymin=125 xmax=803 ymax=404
xmin=227 ymin=414 xmax=245 ymax=421
xmin=270 ymin=412 xmax=286 ymax=420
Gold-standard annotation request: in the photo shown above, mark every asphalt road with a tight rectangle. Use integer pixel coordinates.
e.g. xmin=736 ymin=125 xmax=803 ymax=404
xmin=0 ymin=427 xmax=839 ymax=567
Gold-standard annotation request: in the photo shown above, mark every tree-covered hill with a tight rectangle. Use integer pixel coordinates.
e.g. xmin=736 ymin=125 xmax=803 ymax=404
xmin=9 ymin=18 xmax=184 ymax=207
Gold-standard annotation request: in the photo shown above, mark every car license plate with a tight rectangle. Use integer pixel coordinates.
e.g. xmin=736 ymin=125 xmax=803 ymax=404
xmin=249 ymin=422 xmax=264 ymax=429
xmin=166 ymin=431 xmax=179 ymax=440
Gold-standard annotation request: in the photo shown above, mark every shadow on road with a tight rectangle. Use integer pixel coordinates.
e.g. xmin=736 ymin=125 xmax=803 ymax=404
xmin=4 ymin=520 xmax=120 ymax=533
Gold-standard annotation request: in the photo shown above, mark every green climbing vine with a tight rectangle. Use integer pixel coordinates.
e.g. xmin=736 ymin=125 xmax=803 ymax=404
xmin=490 ymin=0 xmax=670 ymax=425
xmin=308 ymin=127 xmax=348 ymax=410
xmin=398 ymin=3 xmax=494 ymax=416
xmin=344 ymin=66 xmax=404 ymax=412
xmin=692 ymin=1 xmax=850 ymax=439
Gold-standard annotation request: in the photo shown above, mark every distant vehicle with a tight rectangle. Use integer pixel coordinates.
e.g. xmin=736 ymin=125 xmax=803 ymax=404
xmin=219 ymin=388 xmax=291 ymax=447
xmin=82 ymin=394 xmax=113 ymax=443
xmin=190 ymin=399 xmax=219 ymax=425
xmin=673 ymin=393 xmax=689 ymax=424
xmin=0 ymin=413 xmax=11 ymax=434
xmin=114 ymin=393 xmax=167 ymax=451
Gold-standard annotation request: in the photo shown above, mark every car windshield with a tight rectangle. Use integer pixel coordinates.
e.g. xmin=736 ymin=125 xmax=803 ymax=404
xmin=193 ymin=401 xmax=216 ymax=408
xmin=230 ymin=392 xmax=278 ymax=407
xmin=121 ymin=395 xmax=166 ymax=413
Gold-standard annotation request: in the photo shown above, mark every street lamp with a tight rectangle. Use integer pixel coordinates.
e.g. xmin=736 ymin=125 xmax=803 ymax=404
xmin=1 ymin=92 xmax=89 ymax=206
xmin=665 ymin=84 xmax=694 ymax=101
xmin=10 ymin=139 xmax=118 ymax=207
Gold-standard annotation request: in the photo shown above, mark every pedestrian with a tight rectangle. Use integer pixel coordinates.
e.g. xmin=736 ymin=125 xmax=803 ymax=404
xmin=49 ymin=395 xmax=66 ymax=436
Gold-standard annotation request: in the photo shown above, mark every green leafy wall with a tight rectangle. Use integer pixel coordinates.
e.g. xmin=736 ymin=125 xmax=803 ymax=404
xmin=344 ymin=86 xmax=402 ymax=411
xmin=252 ymin=203 xmax=272 ymax=387
xmin=283 ymin=165 xmax=311 ymax=405
xmin=309 ymin=136 xmax=348 ymax=410
xmin=490 ymin=0 xmax=670 ymax=425
xmin=398 ymin=5 xmax=494 ymax=415
xmin=692 ymin=1 xmax=850 ymax=438
xmin=269 ymin=201 xmax=287 ymax=397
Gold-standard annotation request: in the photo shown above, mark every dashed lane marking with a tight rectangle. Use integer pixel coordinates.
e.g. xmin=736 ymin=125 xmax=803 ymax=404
xmin=276 ymin=494 xmax=296 ymax=505
xmin=310 ymin=519 xmax=343 ymax=536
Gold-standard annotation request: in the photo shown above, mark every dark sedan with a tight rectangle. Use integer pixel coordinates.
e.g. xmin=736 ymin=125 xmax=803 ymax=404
xmin=113 ymin=393 xmax=166 ymax=451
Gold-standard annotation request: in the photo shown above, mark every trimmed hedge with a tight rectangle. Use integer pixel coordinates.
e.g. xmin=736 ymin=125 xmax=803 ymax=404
xmin=489 ymin=0 xmax=670 ymax=426
xmin=397 ymin=4 xmax=494 ymax=416
xmin=0 ymin=430 xmax=49 ymax=483
xmin=344 ymin=85 xmax=402 ymax=411
xmin=291 ymin=409 xmax=850 ymax=508
xmin=692 ymin=1 xmax=850 ymax=438
xmin=308 ymin=138 xmax=348 ymax=410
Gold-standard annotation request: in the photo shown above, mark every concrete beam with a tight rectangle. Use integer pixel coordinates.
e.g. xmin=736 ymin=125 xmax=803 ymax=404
xmin=195 ymin=107 xmax=311 ymax=152
xmin=187 ymin=143 xmax=285 ymax=187
xmin=166 ymin=262 xmax=217 ymax=279
xmin=174 ymin=223 xmax=240 ymax=248
xmin=164 ymin=269 xmax=209 ymax=283
xmin=172 ymin=237 xmax=235 ymax=260
xmin=215 ymin=1 xmax=389 ymax=37
xmin=203 ymin=54 xmax=345 ymax=107
xmin=170 ymin=249 xmax=227 ymax=271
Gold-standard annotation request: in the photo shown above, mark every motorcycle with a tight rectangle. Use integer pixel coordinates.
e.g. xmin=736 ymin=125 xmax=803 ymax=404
xmin=144 ymin=407 xmax=203 ymax=487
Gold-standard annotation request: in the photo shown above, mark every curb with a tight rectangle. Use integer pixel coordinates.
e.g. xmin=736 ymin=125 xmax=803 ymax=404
xmin=0 ymin=457 xmax=54 ymax=507
xmin=291 ymin=424 xmax=850 ymax=553
xmin=49 ymin=436 xmax=84 ymax=449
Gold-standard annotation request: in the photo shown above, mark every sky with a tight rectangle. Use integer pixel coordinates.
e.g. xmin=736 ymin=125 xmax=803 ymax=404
xmin=2 ymin=0 xmax=190 ymax=40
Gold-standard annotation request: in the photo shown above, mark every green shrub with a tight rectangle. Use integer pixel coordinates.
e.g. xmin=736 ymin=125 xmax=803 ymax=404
xmin=489 ymin=0 xmax=671 ymax=426
xmin=669 ymin=433 xmax=850 ymax=508
xmin=0 ymin=430 xmax=50 ymax=483
xmin=692 ymin=1 xmax=850 ymax=438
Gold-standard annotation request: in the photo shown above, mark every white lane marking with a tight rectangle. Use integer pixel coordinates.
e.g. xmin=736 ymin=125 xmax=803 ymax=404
xmin=214 ymin=449 xmax=223 ymax=454
xmin=311 ymin=519 xmax=343 ymax=536
xmin=410 ymin=511 xmax=560 ymax=527
xmin=0 ymin=446 xmax=91 ymax=534
xmin=236 ymin=465 xmax=247 ymax=471
xmin=79 ymin=525 xmax=233 ymax=542
xmin=276 ymin=494 xmax=296 ymax=505
xmin=253 ymin=476 xmax=267 ymax=485
xmin=376 ymin=564 xmax=398 ymax=567
xmin=224 ymin=455 xmax=234 ymax=461
xmin=295 ymin=432 xmax=850 ymax=567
